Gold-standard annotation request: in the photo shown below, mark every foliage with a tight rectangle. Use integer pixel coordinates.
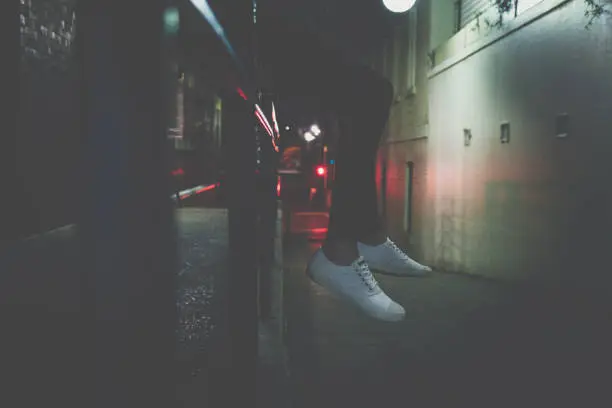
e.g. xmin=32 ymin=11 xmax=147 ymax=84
xmin=584 ymin=0 xmax=612 ymax=28
xmin=486 ymin=0 xmax=518 ymax=29
xmin=484 ymin=0 xmax=611 ymax=30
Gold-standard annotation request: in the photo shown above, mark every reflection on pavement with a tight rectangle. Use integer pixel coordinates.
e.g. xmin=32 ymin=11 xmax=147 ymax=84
xmin=286 ymin=211 xmax=328 ymax=241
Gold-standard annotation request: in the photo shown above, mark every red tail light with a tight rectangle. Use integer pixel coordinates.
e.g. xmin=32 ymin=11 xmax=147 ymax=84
xmin=316 ymin=166 xmax=326 ymax=177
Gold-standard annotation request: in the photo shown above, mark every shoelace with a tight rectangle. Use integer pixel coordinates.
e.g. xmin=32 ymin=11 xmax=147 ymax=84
xmin=354 ymin=258 xmax=379 ymax=292
xmin=386 ymin=240 xmax=410 ymax=261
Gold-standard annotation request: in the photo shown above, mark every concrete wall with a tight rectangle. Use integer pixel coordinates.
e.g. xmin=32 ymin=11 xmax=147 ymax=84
xmin=377 ymin=0 xmax=612 ymax=286
xmin=427 ymin=0 xmax=612 ymax=283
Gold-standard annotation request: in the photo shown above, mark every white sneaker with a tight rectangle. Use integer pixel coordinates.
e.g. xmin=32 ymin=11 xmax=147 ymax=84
xmin=306 ymin=248 xmax=405 ymax=322
xmin=358 ymin=238 xmax=432 ymax=277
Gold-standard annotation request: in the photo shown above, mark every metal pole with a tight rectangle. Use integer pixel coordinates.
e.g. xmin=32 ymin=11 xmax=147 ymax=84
xmin=257 ymin=157 xmax=279 ymax=321
xmin=222 ymin=92 xmax=259 ymax=406
xmin=226 ymin=2 xmax=260 ymax=405
xmin=323 ymin=144 xmax=328 ymax=189
xmin=77 ymin=1 xmax=177 ymax=406
xmin=187 ymin=1 xmax=261 ymax=404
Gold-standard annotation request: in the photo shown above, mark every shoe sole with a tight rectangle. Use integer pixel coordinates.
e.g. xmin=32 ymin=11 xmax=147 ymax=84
xmin=369 ymin=266 xmax=432 ymax=277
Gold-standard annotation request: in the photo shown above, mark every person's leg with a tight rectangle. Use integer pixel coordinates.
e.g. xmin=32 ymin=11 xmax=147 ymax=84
xmin=354 ymin=158 xmax=388 ymax=246
xmin=257 ymin=21 xmax=413 ymax=321
xmin=323 ymin=66 xmax=432 ymax=278
xmin=323 ymin=69 xmax=393 ymax=264
xmin=304 ymin=67 xmax=407 ymax=322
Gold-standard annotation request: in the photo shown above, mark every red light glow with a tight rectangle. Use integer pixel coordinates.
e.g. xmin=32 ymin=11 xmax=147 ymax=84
xmin=236 ymin=87 xmax=248 ymax=100
xmin=195 ymin=184 xmax=216 ymax=194
xmin=254 ymin=104 xmax=279 ymax=152
xmin=177 ymin=183 xmax=217 ymax=200
xmin=271 ymin=102 xmax=280 ymax=139
xmin=230 ymin=89 xmax=281 ymax=153
xmin=316 ymin=166 xmax=326 ymax=176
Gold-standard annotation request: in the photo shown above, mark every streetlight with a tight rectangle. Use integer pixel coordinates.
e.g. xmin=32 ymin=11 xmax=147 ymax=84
xmin=303 ymin=131 xmax=315 ymax=142
xmin=310 ymin=124 xmax=321 ymax=137
xmin=382 ymin=0 xmax=416 ymax=13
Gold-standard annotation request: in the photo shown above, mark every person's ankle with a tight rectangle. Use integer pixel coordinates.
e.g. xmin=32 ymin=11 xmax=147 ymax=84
xmin=321 ymin=239 xmax=359 ymax=266
xmin=358 ymin=231 xmax=387 ymax=246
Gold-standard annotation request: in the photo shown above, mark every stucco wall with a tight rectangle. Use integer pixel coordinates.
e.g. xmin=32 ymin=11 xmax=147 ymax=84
xmin=427 ymin=0 xmax=612 ymax=283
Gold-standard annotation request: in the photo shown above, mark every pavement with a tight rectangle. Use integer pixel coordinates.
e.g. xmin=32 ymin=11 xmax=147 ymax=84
xmin=4 ymin=194 xmax=611 ymax=407
xmin=0 ymin=204 xmax=231 ymax=407
xmin=282 ymin=234 xmax=612 ymax=408
xmin=174 ymin=208 xmax=229 ymax=408
xmin=1 ymin=189 xmax=289 ymax=408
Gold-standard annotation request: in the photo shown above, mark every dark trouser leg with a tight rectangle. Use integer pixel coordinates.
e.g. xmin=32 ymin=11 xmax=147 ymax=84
xmin=257 ymin=22 xmax=393 ymax=241
xmin=326 ymin=72 xmax=394 ymax=241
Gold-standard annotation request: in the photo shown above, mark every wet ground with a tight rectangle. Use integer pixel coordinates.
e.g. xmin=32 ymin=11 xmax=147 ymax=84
xmin=174 ymin=208 xmax=230 ymax=407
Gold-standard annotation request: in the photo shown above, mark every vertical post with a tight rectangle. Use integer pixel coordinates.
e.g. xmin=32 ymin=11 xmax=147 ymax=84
xmin=223 ymin=93 xmax=259 ymax=406
xmin=323 ymin=145 xmax=328 ymax=189
xmin=221 ymin=1 xmax=260 ymax=405
xmin=77 ymin=0 xmax=177 ymax=406
xmin=257 ymin=165 xmax=278 ymax=320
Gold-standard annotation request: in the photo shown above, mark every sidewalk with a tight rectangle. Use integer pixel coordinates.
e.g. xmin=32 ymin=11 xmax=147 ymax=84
xmin=1 ymin=205 xmax=279 ymax=407
xmin=283 ymin=235 xmax=612 ymax=407
xmin=175 ymin=208 xmax=229 ymax=407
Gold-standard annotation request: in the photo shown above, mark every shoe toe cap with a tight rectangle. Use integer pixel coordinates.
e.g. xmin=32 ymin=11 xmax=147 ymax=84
xmin=385 ymin=301 xmax=406 ymax=321
xmin=417 ymin=265 xmax=432 ymax=275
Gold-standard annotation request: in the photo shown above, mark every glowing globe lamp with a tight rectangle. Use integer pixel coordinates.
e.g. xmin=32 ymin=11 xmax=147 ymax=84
xmin=382 ymin=0 xmax=416 ymax=13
